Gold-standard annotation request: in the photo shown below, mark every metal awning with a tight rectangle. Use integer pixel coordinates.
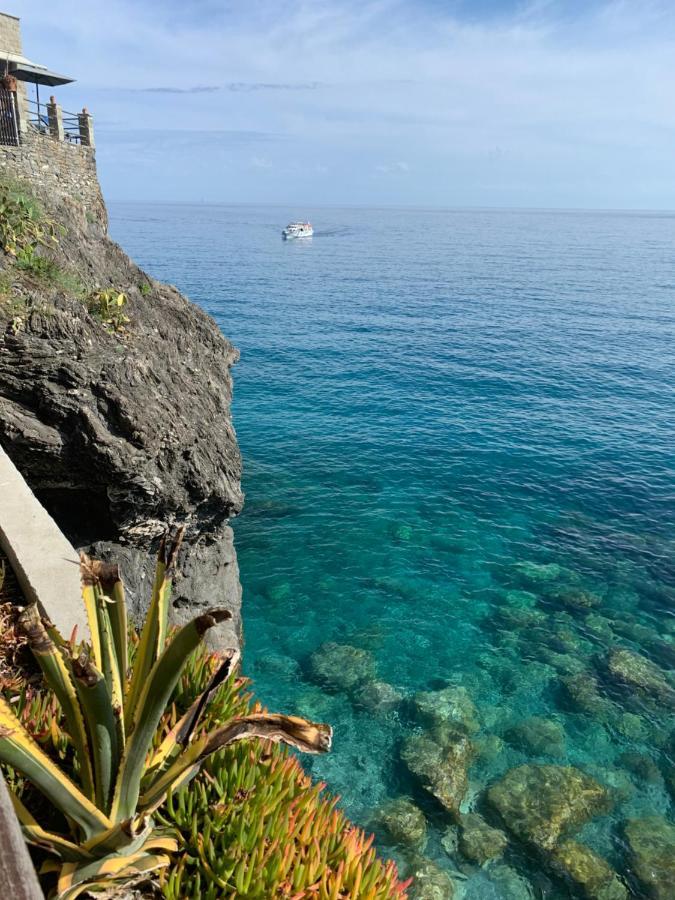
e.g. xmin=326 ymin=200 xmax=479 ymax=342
xmin=10 ymin=63 xmax=74 ymax=87
xmin=0 ymin=52 xmax=74 ymax=86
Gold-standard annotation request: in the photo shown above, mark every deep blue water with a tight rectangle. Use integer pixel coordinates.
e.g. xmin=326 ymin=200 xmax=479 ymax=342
xmin=110 ymin=205 xmax=675 ymax=898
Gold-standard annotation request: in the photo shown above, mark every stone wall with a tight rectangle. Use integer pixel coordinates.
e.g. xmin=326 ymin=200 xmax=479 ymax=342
xmin=0 ymin=13 xmax=22 ymax=54
xmin=0 ymin=130 xmax=105 ymax=223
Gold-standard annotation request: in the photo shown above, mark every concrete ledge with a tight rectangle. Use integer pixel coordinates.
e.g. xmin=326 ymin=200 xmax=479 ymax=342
xmin=0 ymin=445 xmax=88 ymax=639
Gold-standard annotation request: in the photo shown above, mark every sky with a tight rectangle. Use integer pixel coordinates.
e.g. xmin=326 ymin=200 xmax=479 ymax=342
xmin=11 ymin=0 xmax=675 ymax=208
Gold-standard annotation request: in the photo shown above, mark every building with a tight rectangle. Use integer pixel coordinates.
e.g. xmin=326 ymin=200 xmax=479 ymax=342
xmin=0 ymin=10 xmax=93 ymax=147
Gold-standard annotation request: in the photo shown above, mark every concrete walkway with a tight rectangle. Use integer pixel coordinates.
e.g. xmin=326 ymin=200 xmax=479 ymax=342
xmin=0 ymin=446 xmax=88 ymax=640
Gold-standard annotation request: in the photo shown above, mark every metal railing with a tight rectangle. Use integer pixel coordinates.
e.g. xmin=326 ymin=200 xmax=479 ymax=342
xmin=62 ymin=108 xmax=83 ymax=143
xmin=26 ymin=97 xmax=49 ymax=134
xmin=0 ymin=88 xmax=20 ymax=146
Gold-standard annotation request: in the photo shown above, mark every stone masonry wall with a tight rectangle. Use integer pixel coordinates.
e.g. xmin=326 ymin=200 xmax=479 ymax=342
xmin=0 ymin=13 xmax=22 ymax=54
xmin=0 ymin=130 xmax=106 ymax=224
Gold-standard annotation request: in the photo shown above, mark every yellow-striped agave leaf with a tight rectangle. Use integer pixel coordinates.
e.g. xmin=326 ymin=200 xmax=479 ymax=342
xmin=0 ymin=694 xmax=111 ymax=839
xmin=139 ymin=712 xmax=332 ymax=815
xmin=124 ymin=527 xmax=184 ymax=733
xmin=71 ymin=652 xmax=120 ymax=813
xmin=10 ymin=792 xmax=94 ymax=863
xmin=112 ymin=607 xmax=229 ymax=822
xmin=17 ymin=604 xmax=95 ymax=801
xmin=146 ymin=647 xmax=240 ymax=776
xmin=57 ymin=849 xmax=172 ymax=900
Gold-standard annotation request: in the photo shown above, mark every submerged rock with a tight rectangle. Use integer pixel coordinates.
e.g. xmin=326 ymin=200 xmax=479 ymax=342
xmin=496 ymin=606 xmax=548 ymax=629
xmin=559 ymin=673 xmax=613 ymax=718
xmin=624 ymin=817 xmax=675 ymax=900
xmin=462 ymin=863 xmax=535 ymax=900
xmin=458 ymin=813 xmax=508 ymax=865
xmin=619 ymin=751 xmax=662 ymax=785
xmin=506 ymin=716 xmax=566 ymax=758
xmin=352 ymin=679 xmax=403 ymax=715
xmin=475 ymin=734 xmax=505 ymax=764
xmin=307 ymin=642 xmax=376 ymax=693
xmin=605 ymin=648 xmax=675 ymax=705
xmin=411 ymin=685 xmax=480 ymax=735
xmin=547 ymin=588 xmax=602 ymax=612
xmin=374 ymin=796 xmax=427 ymax=851
xmin=401 ymin=731 xmax=474 ymax=818
xmin=503 ymin=589 xmax=538 ymax=609
xmin=409 ymin=859 xmax=455 ymax=900
xmin=550 ymin=841 xmax=627 ymax=899
xmin=513 ymin=561 xmax=563 ymax=584
xmin=486 ymin=764 xmax=611 ymax=850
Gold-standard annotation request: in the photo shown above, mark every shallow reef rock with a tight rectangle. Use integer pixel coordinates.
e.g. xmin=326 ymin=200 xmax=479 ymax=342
xmin=401 ymin=731 xmax=474 ymax=819
xmin=412 ymin=685 xmax=480 ymax=736
xmin=486 ymin=765 xmax=611 ymax=850
xmin=505 ymin=716 xmax=566 ymax=758
xmin=408 ymin=858 xmax=455 ymax=900
xmin=604 ymin=648 xmax=675 ymax=705
xmin=458 ymin=813 xmax=508 ymax=865
xmin=624 ymin=816 xmax=675 ymax=900
xmin=550 ymin=841 xmax=627 ymax=900
xmin=374 ymin=797 xmax=427 ymax=851
xmin=352 ymin=679 xmax=403 ymax=715
xmin=307 ymin=642 xmax=376 ymax=693
xmin=0 ymin=190 xmax=243 ymax=648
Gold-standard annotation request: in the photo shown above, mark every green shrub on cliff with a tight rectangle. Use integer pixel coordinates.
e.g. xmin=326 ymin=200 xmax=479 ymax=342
xmin=0 ymin=179 xmax=59 ymax=264
xmin=86 ymin=288 xmax=130 ymax=332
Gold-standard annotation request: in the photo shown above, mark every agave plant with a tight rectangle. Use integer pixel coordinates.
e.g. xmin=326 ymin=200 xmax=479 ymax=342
xmin=0 ymin=529 xmax=332 ymax=899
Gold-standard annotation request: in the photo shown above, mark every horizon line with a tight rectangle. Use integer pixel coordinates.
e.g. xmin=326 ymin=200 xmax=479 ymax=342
xmin=106 ymin=200 xmax=675 ymax=215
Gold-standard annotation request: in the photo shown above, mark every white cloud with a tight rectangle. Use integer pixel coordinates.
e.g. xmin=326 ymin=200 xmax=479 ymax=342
xmin=16 ymin=0 xmax=675 ymax=206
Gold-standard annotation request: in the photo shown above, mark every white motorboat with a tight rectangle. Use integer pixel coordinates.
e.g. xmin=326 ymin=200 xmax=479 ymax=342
xmin=282 ymin=221 xmax=313 ymax=239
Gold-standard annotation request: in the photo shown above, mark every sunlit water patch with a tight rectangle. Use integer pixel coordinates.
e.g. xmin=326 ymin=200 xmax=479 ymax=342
xmin=111 ymin=205 xmax=675 ymax=898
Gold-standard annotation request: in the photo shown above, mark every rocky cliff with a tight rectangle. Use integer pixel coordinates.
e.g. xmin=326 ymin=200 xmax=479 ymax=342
xmin=0 ymin=183 xmax=243 ymax=649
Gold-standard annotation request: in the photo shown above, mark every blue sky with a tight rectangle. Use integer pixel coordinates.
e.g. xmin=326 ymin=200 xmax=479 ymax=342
xmin=13 ymin=0 xmax=675 ymax=208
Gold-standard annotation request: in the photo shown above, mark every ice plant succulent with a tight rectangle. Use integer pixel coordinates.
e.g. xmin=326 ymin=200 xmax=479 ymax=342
xmin=0 ymin=529 xmax=332 ymax=899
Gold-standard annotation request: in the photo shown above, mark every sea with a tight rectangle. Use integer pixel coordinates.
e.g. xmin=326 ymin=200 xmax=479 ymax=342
xmin=109 ymin=204 xmax=675 ymax=898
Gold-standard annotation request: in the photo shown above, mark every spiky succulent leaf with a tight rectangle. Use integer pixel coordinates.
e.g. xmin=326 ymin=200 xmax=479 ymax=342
xmin=124 ymin=528 xmax=184 ymax=733
xmin=71 ymin=653 xmax=119 ymax=813
xmin=146 ymin=648 xmax=240 ymax=778
xmin=112 ymin=607 xmax=229 ymax=822
xmin=17 ymin=604 xmax=95 ymax=801
xmin=139 ymin=712 xmax=332 ymax=815
xmin=0 ymin=694 xmax=111 ymax=838
xmin=11 ymin=791 xmax=94 ymax=862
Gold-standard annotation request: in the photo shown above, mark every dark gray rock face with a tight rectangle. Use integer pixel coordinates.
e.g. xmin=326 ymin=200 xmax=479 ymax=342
xmin=0 ymin=191 xmax=243 ymax=648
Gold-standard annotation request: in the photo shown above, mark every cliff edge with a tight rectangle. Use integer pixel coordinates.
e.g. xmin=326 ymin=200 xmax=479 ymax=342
xmin=0 ymin=169 xmax=243 ymax=649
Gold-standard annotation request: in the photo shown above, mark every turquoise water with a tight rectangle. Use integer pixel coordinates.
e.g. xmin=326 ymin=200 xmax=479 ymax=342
xmin=110 ymin=205 xmax=675 ymax=897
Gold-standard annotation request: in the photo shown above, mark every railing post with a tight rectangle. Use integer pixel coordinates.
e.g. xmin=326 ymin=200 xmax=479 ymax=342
xmin=14 ymin=87 xmax=27 ymax=135
xmin=0 ymin=772 xmax=45 ymax=898
xmin=78 ymin=107 xmax=95 ymax=148
xmin=47 ymin=95 xmax=64 ymax=142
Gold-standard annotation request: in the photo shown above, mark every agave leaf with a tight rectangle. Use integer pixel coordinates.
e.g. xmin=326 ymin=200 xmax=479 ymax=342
xmin=10 ymin=791 xmax=93 ymax=862
xmin=57 ymin=849 xmax=172 ymax=899
xmin=112 ymin=607 xmax=229 ymax=822
xmin=146 ymin=648 xmax=240 ymax=777
xmin=124 ymin=528 xmax=184 ymax=733
xmin=79 ymin=554 xmax=102 ymax=669
xmin=81 ymin=560 xmax=125 ymax=726
xmin=18 ymin=604 xmax=95 ymax=801
xmin=71 ymin=652 xmax=119 ymax=813
xmin=100 ymin=565 xmax=128 ymax=692
xmin=139 ymin=713 xmax=332 ymax=814
xmin=0 ymin=694 xmax=111 ymax=839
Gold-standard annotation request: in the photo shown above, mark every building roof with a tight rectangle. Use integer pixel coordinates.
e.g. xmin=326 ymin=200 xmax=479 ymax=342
xmin=1 ymin=51 xmax=73 ymax=86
